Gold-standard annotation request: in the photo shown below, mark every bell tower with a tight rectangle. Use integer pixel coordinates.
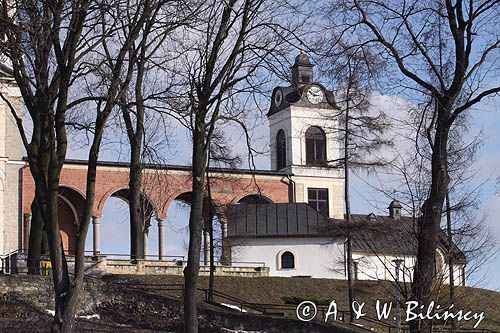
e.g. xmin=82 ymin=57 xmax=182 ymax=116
xmin=267 ymin=53 xmax=344 ymax=218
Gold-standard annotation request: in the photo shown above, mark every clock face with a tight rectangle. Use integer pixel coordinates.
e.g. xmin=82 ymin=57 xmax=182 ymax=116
xmin=306 ymin=86 xmax=323 ymax=104
xmin=274 ymin=89 xmax=283 ymax=106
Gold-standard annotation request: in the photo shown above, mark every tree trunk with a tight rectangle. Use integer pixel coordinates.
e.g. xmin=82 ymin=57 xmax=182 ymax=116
xmin=44 ymin=182 xmax=72 ymax=332
xmin=445 ymin=192 xmax=456 ymax=332
xmin=344 ymin=75 xmax=354 ymax=323
xmin=27 ymin=197 xmax=44 ymax=274
xmin=184 ymin=119 xmax=207 ymax=333
xmin=205 ymin=151 xmax=215 ymax=302
xmin=410 ymin=110 xmax=450 ymax=333
xmin=129 ymin=133 xmax=144 ymax=260
xmin=208 ymin=218 xmax=215 ymax=303
xmin=56 ymin=123 xmax=107 ymax=332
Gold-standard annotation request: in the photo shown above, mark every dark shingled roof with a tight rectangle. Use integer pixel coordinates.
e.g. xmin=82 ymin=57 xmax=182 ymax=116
xmin=226 ymin=203 xmax=466 ymax=262
xmin=343 ymin=214 xmax=419 ymax=256
xmin=226 ymin=203 xmax=330 ymax=238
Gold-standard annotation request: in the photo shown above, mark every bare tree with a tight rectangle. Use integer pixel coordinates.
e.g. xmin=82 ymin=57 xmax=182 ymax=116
xmin=118 ymin=0 xmax=195 ymax=260
xmin=162 ymin=0 xmax=304 ymax=330
xmin=368 ymin=125 xmax=496 ymax=330
xmin=317 ymin=40 xmax=391 ymax=321
xmin=0 ymin=1 xmax=94 ymax=330
xmin=325 ymin=1 xmax=499 ymax=331
xmin=0 ymin=1 xmax=164 ymax=331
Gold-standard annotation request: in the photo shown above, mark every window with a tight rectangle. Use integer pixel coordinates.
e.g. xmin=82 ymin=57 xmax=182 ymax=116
xmin=305 ymin=126 xmax=326 ymax=165
xmin=281 ymin=251 xmax=295 ymax=269
xmin=277 ymin=129 xmax=286 ymax=170
xmin=301 ymin=75 xmax=310 ymax=83
xmin=308 ymin=188 xmax=329 ymax=217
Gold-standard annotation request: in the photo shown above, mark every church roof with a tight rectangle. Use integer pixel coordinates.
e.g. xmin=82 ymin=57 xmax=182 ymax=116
xmin=226 ymin=203 xmax=330 ymax=239
xmin=226 ymin=203 xmax=466 ymax=262
xmin=267 ymin=52 xmax=339 ymax=117
xmin=267 ymin=84 xmax=339 ymax=117
xmin=388 ymin=199 xmax=402 ymax=209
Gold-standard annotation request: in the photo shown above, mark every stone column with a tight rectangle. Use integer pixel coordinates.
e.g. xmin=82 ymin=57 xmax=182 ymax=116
xmin=203 ymin=230 xmax=210 ymax=266
xmin=23 ymin=213 xmax=32 ymax=252
xmin=220 ymin=221 xmax=228 ymax=265
xmin=143 ymin=228 xmax=149 ymax=259
xmin=92 ymin=216 xmax=101 ymax=256
xmin=221 ymin=222 xmax=228 ymax=238
xmin=157 ymin=218 xmax=166 ymax=260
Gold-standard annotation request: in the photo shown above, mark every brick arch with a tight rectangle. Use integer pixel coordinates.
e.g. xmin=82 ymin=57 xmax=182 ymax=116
xmin=161 ymin=191 xmax=219 ymax=221
xmin=59 ymin=184 xmax=86 ymax=199
xmin=22 ymin=161 xmax=292 ymax=256
xmin=58 ymin=186 xmax=85 ymax=255
xmin=95 ymin=186 xmax=159 ymax=218
xmin=160 ymin=190 xmax=191 ymax=220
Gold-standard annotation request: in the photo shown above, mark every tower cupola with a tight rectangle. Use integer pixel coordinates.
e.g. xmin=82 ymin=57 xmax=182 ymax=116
xmin=388 ymin=199 xmax=402 ymax=220
xmin=291 ymin=52 xmax=313 ymax=87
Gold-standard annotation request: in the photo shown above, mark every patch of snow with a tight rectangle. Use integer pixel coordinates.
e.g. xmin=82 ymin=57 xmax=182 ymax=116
xmin=220 ymin=329 xmax=265 ymax=333
xmin=220 ymin=303 xmax=247 ymax=313
xmin=77 ymin=314 xmax=100 ymax=320
xmin=45 ymin=310 xmax=100 ymax=320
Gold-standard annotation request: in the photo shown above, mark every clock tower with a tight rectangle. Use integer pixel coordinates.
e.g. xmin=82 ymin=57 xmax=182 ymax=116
xmin=268 ymin=53 xmax=344 ymax=218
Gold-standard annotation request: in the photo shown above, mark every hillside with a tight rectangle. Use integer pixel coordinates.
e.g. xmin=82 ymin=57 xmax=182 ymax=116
xmin=106 ymin=275 xmax=500 ymax=332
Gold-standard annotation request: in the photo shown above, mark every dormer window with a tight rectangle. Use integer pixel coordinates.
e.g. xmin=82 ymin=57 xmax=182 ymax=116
xmin=277 ymin=129 xmax=286 ymax=170
xmin=305 ymin=126 xmax=326 ymax=165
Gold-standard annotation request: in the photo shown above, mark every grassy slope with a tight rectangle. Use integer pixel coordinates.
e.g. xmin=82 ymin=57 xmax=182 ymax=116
xmin=108 ymin=275 xmax=500 ymax=332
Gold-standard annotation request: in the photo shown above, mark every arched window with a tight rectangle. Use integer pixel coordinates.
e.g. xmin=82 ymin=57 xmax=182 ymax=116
xmin=281 ymin=251 xmax=295 ymax=269
xmin=276 ymin=129 xmax=286 ymax=170
xmin=305 ymin=126 xmax=326 ymax=166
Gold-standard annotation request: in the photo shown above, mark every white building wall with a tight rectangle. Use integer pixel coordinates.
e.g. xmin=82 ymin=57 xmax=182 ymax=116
xmin=353 ymin=252 xmax=415 ymax=282
xmin=353 ymin=251 xmax=466 ymax=286
xmin=231 ymin=237 xmax=345 ymax=279
xmin=0 ymin=78 xmax=24 ymax=255
xmin=269 ymin=106 xmax=341 ymax=173
xmin=231 ymin=239 xmax=466 ymax=283
xmin=268 ymin=105 xmax=344 ymax=218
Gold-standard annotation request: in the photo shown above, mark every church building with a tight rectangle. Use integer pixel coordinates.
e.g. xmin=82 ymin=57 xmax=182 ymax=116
xmin=224 ymin=53 xmax=467 ymax=285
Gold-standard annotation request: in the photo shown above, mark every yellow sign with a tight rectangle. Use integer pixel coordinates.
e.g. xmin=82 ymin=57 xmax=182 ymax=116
xmin=41 ymin=260 xmax=52 ymax=276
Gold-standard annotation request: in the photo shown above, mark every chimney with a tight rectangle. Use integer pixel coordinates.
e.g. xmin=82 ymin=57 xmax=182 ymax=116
xmin=388 ymin=199 xmax=402 ymax=220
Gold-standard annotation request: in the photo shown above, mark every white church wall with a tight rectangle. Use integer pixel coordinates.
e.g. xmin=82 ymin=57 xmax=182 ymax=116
xmin=353 ymin=251 xmax=466 ymax=286
xmin=353 ymin=252 xmax=415 ymax=282
xmin=269 ymin=109 xmax=291 ymax=172
xmin=231 ymin=237 xmax=345 ymax=279
xmin=289 ymin=106 xmax=340 ymax=168
xmin=268 ymin=105 xmax=341 ymax=174
xmin=292 ymin=176 xmax=344 ymax=219
xmin=268 ymin=105 xmax=344 ymax=218
xmin=0 ymin=78 xmax=24 ymax=255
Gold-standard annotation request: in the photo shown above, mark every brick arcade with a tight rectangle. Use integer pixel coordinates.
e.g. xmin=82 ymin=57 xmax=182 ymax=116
xmin=21 ymin=159 xmax=292 ymax=259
